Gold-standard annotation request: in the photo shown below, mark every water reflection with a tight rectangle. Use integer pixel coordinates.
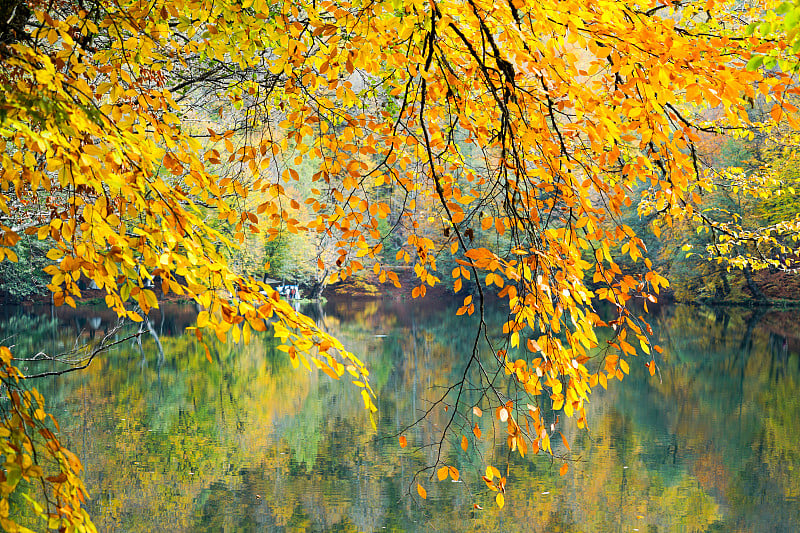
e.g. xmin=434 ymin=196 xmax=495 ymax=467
xmin=2 ymin=301 xmax=798 ymax=531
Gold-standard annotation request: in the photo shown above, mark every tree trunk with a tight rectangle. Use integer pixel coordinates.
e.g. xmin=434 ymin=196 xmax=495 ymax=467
xmin=0 ymin=0 xmax=31 ymax=47
xmin=743 ymin=264 xmax=767 ymax=302
xmin=307 ymin=278 xmax=326 ymax=300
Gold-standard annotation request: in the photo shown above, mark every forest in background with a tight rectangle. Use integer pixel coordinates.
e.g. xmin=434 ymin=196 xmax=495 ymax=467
xmin=2 ymin=116 xmax=799 ymax=305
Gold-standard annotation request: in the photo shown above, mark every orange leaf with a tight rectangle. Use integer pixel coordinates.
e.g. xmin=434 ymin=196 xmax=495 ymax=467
xmin=448 ymin=466 xmax=459 ymax=481
xmin=399 ymin=435 xmax=407 ymax=448
xmin=559 ymin=462 xmax=569 ymax=476
xmin=473 ymin=424 xmax=482 ymax=439
xmin=320 ymin=364 xmax=340 ymax=380
xmin=461 ymin=435 xmax=468 ymax=451
xmin=417 ymin=483 xmax=427 ymax=499
xmin=437 ymin=467 xmax=448 ymax=481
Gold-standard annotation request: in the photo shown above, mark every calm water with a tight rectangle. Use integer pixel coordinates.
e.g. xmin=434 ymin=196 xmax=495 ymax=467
xmin=2 ymin=299 xmax=799 ymax=532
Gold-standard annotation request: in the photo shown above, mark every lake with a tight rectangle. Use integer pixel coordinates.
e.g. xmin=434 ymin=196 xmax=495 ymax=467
xmin=2 ymin=298 xmax=798 ymax=532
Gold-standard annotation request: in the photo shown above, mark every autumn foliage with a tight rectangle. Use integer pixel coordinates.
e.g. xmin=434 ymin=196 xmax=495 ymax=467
xmin=0 ymin=0 xmax=799 ymax=526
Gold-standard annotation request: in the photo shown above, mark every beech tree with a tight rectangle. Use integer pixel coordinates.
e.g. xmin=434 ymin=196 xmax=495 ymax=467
xmin=0 ymin=0 xmax=798 ymax=528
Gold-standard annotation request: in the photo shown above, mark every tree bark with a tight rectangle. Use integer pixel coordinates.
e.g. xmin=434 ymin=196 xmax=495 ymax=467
xmin=307 ymin=279 xmax=326 ymax=300
xmin=743 ymin=264 xmax=767 ymax=302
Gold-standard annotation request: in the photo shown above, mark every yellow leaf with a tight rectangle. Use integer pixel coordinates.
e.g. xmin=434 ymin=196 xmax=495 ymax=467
xmin=0 ymin=347 xmax=10 ymax=365
xmin=437 ymin=467 xmax=448 ymax=481
xmin=417 ymin=483 xmax=427 ymax=499
xmin=143 ymin=289 xmax=158 ymax=309
xmin=458 ymin=195 xmax=476 ymax=205
xmin=46 ymin=249 xmax=63 ymax=261
xmin=496 ymin=492 xmax=504 ymax=508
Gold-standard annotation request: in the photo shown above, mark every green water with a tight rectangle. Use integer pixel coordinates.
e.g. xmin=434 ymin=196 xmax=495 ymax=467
xmin=2 ymin=299 xmax=798 ymax=532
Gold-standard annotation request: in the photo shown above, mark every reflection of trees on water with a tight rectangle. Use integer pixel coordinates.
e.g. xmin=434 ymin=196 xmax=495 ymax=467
xmin=0 ymin=312 xmax=59 ymax=366
xmin=1 ymin=302 xmax=799 ymax=531
xmin=630 ymin=305 xmax=800 ymax=532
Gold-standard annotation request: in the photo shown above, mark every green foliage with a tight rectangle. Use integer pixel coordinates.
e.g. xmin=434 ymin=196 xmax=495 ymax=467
xmin=759 ymin=189 xmax=800 ymax=225
xmin=0 ymin=236 xmax=51 ymax=302
xmin=718 ymin=138 xmax=754 ymax=169
xmin=746 ymin=1 xmax=800 ymax=70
